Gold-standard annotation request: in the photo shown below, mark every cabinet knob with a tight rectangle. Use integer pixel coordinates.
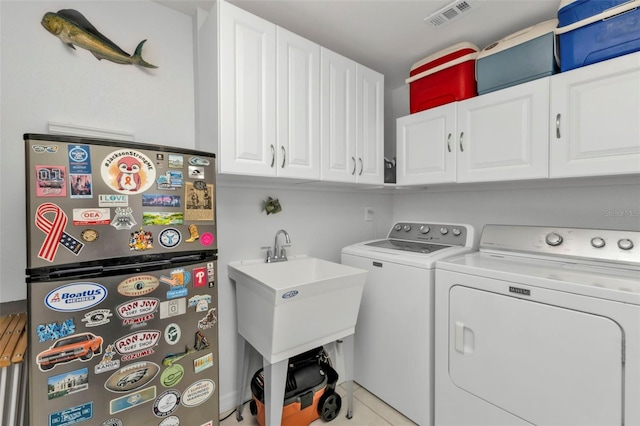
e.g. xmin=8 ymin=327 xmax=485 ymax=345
xmin=358 ymin=158 xmax=364 ymax=176
xmin=281 ymin=146 xmax=286 ymax=168
xmin=556 ymin=113 xmax=561 ymax=139
xmin=352 ymin=157 xmax=356 ymax=175
xmin=447 ymin=133 xmax=452 ymax=153
xmin=459 ymin=132 xmax=464 ymax=152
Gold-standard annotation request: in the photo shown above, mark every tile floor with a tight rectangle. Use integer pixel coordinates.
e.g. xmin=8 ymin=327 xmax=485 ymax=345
xmin=220 ymin=382 xmax=416 ymax=426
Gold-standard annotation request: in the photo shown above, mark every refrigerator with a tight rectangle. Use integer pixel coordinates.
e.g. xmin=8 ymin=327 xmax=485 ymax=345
xmin=24 ymin=133 xmax=219 ymax=426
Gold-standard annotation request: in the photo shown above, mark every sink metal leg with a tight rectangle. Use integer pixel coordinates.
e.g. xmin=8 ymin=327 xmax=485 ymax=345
xmin=341 ymin=335 xmax=355 ymax=419
xmin=235 ymin=337 xmax=252 ymax=421
xmin=262 ymin=358 xmax=287 ymax=426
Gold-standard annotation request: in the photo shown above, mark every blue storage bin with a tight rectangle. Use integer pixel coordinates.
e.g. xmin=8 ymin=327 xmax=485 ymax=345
xmin=556 ymin=0 xmax=640 ymax=72
xmin=476 ymin=19 xmax=559 ymax=95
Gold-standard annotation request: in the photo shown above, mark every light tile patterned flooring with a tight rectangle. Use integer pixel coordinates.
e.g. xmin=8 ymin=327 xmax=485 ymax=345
xmin=220 ymin=382 xmax=416 ymax=426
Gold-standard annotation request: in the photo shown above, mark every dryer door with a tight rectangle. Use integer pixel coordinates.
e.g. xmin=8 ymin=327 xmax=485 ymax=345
xmin=449 ymin=285 xmax=623 ymax=426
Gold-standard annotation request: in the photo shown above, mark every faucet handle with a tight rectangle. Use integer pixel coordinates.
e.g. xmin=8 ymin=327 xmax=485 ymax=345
xmin=261 ymin=246 xmax=273 ymax=262
xmin=279 ymin=246 xmax=289 ymax=260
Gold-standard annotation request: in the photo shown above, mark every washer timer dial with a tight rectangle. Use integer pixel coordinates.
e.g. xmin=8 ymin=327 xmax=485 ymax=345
xmin=590 ymin=237 xmax=606 ymax=248
xmin=545 ymin=232 xmax=563 ymax=247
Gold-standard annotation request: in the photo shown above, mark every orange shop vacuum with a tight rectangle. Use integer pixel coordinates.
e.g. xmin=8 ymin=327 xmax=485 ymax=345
xmin=249 ymin=347 xmax=342 ymax=426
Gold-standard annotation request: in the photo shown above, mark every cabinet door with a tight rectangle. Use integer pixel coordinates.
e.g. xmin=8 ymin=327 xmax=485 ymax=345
xmin=355 ymin=64 xmax=384 ymax=184
xmin=457 ymin=78 xmax=549 ymax=183
xmin=320 ymin=48 xmax=357 ymax=182
xmin=276 ymin=27 xmax=320 ymax=179
xmin=396 ymin=104 xmax=456 ymax=185
xmin=550 ymin=53 xmax=640 ymax=178
xmin=219 ymin=1 xmax=276 ymax=176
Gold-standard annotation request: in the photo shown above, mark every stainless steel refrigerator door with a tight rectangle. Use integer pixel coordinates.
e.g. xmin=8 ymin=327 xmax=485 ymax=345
xmin=27 ymin=260 xmax=219 ymax=425
xmin=25 ymin=135 xmax=217 ymax=273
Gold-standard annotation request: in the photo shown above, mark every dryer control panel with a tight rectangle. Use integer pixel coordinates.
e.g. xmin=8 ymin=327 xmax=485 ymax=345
xmin=480 ymin=225 xmax=639 ymax=266
xmin=388 ymin=222 xmax=471 ymax=247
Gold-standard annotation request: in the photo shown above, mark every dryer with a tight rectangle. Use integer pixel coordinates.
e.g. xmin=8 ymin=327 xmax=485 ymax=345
xmin=341 ymin=222 xmax=475 ymax=425
xmin=435 ymin=225 xmax=640 ymax=425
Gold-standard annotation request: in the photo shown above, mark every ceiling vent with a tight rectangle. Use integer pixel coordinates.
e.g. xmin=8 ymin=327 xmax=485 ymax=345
xmin=424 ymin=0 xmax=479 ymax=28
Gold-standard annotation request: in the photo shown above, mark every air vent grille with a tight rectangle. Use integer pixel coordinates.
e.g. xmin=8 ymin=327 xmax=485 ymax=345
xmin=424 ymin=0 xmax=478 ymax=28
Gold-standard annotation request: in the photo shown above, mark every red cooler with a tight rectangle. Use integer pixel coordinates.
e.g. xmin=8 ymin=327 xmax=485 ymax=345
xmin=407 ymin=42 xmax=479 ymax=114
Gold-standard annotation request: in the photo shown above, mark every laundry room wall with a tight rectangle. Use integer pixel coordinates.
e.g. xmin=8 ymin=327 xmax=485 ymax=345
xmin=392 ymin=181 xmax=640 ymax=244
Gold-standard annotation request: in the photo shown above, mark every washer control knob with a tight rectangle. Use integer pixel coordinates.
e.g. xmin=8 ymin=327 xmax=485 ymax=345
xmin=419 ymin=225 xmax=430 ymax=234
xmin=440 ymin=227 xmax=448 ymax=235
xmin=452 ymin=228 xmax=461 ymax=236
xmin=394 ymin=224 xmax=402 ymax=231
xmin=403 ymin=225 xmax=411 ymax=232
xmin=545 ymin=232 xmax=563 ymax=247
xmin=590 ymin=237 xmax=606 ymax=248
xmin=618 ymin=239 xmax=634 ymax=250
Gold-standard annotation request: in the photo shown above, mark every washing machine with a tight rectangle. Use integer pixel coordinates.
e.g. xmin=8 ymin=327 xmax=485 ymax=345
xmin=435 ymin=224 xmax=640 ymax=426
xmin=341 ymin=221 xmax=475 ymax=425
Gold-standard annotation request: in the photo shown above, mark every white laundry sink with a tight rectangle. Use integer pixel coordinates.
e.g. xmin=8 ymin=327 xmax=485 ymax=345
xmin=228 ymin=255 xmax=367 ymax=363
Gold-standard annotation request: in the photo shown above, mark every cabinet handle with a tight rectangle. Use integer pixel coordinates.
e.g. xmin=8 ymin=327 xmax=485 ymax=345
xmin=459 ymin=132 xmax=464 ymax=152
xmin=556 ymin=113 xmax=561 ymax=139
xmin=447 ymin=133 xmax=452 ymax=153
xmin=351 ymin=157 xmax=356 ymax=175
xmin=358 ymin=158 xmax=364 ymax=176
xmin=270 ymin=144 xmax=275 ymax=168
xmin=281 ymin=146 xmax=286 ymax=168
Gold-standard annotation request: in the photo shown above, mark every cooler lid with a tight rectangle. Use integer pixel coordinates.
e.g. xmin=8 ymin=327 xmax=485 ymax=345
xmin=558 ymin=0 xmax=579 ymax=12
xmin=556 ymin=0 xmax=640 ymax=33
xmin=410 ymin=41 xmax=479 ymax=72
xmin=477 ymin=19 xmax=558 ymax=59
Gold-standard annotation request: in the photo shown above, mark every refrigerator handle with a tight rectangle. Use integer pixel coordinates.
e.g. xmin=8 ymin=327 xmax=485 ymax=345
xmin=49 ymin=266 xmax=104 ymax=279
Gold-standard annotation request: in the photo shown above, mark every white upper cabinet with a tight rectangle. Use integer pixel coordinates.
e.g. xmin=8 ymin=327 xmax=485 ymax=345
xmin=320 ymin=47 xmax=384 ymax=184
xmin=549 ymin=52 xmax=640 ymax=178
xmin=396 ymin=77 xmax=549 ymax=185
xmin=218 ymin=1 xmax=276 ymax=176
xmin=356 ymin=64 xmax=385 ymax=184
xmin=213 ymin=1 xmax=378 ymax=183
xmin=396 ymin=103 xmax=456 ymax=185
xmin=276 ymin=27 xmax=321 ymax=179
xmin=456 ymin=77 xmax=549 ymax=183
xmin=320 ymin=48 xmax=357 ymax=182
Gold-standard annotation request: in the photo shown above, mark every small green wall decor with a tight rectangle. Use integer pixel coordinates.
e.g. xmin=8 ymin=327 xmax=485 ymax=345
xmin=262 ymin=197 xmax=282 ymax=215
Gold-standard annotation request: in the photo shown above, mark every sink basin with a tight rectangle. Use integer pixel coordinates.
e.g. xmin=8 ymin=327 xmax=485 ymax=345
xmin=228 ymin=255 xmax=367 ymax=363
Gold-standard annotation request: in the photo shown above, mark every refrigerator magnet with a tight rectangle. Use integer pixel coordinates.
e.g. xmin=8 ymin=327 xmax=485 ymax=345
xmin=101 ymin=149 xmax=156 ymax=194
xmin=35 ymin=165 xmax=67 ymax=197
xmin=153 ymin=389 xmax=181 ymax=418
xmin=160 ymin=365 xmax=184 ymax=388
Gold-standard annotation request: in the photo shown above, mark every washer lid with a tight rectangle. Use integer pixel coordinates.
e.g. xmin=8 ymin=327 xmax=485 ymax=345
xmin=365 ymin=239 xmax=450 ymax=254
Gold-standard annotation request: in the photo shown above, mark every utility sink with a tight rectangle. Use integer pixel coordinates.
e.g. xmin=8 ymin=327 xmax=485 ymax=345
xmin=228 ymin=255 xmax=368 ymax=363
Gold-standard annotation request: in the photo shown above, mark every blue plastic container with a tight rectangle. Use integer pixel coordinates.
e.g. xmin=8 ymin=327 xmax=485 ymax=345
xmin=476 ymin=19 xmax=559 ymax=95
xmin=557 ymin=0 xmax=640 ymax=72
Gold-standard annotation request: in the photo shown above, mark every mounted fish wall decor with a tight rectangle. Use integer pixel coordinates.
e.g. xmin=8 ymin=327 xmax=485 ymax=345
xmin=41 ymin=9 xmax=158 ymax=68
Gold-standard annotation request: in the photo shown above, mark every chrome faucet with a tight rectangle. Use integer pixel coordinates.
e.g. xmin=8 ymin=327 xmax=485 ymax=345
xmin=264 ymin=229 xmax=291 ymax=263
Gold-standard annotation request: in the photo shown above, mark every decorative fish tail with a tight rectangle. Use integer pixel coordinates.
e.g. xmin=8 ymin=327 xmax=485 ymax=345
xmin=132 ymin=40 xmax=158 ymax=69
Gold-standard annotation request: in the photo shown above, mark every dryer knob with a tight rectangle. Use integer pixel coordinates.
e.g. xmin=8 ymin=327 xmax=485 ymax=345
xmin=452 ymin=228 xmax=461 ymax=236
xmin=440 ymin=227 xmax=448 ymax=235
xmin=618 ymin=238 xmax=634 ymax=250
xmin=545 ymin=232 xmax=563 ymax=247
xmin=403 ymin=225 xmax=411 ymax=232
xmin=590 ymin=237 xmax=606 ymax=248
xmin=394 ymin=224 xmax=402 ymax=231
xmin=419 ymin=225 xmax=430 ymax=234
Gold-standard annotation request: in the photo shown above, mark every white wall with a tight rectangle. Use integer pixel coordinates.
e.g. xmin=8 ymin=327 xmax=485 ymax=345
xmin=0 ymin=1 xmax=195 ymax=302
xmin=392 ymin=180 xmax=640 ymax=246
